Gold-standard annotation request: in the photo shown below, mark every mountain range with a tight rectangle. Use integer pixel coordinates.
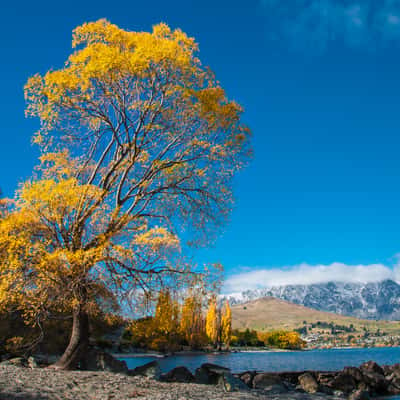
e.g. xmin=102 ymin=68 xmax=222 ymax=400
xmin=222 ymin=279 xmax=400 ymax=321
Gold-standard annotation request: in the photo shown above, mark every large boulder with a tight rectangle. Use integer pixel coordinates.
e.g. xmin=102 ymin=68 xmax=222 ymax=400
xmin=329 ymin=372 xmax=357 ymax=394
xmin=253 ymin=372 xmax=284 ymax=389
xmin=360 ymin=371 xmax=388 ymax=394
xmin=194 ymin=363 xmax=230 ymax=385
xmin=359 ymin=361 xmax=384 ymax=376
xmin=317 ymin=370 xmax=357 ymax=394
xmin=85 ymin=349 xmax=128 ymax=374
xmin=161 ymin=366 xmax=194 ymax=383
xmin=129 ymin=360 xmax=161 ymax=380
xmin=342 ymin=367 xmax=364 ymax=384
xmin=200 ymin=363 xmax=230 ymax=375
xmin=298 ymin=373 xmax=319 ymax=394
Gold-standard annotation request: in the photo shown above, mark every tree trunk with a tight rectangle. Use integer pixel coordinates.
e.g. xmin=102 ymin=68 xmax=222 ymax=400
xmin=52 ymin=306 xmax=89 ymax=370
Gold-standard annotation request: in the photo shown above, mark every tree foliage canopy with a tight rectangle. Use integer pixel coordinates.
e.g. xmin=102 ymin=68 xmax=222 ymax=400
xmin=0 ymin=20 xmax=250 ymax=368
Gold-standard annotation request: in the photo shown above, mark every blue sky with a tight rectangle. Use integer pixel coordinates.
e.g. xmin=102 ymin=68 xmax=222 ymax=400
xmin=2 ymin=0 xmax=400 ymax=291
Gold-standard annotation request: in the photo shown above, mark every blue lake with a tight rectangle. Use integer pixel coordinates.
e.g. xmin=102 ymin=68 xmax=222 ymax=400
xmin=120 ymin=348 xmax=400 ymax=399
xmin=120 ymin=347 xmax=400 ymax=373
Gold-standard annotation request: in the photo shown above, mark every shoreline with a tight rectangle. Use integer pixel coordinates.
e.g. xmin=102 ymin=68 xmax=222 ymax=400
xmin=113 ymin=345 xmax=400 ymax=359
xmin=112 ymin=348 xmax=300 ymax=358
xmin=2 ymin=355 xmax=400 ymax=399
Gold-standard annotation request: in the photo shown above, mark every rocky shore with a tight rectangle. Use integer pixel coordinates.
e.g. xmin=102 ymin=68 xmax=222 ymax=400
xmin=1 ymin=354 xmax=400 ymax=400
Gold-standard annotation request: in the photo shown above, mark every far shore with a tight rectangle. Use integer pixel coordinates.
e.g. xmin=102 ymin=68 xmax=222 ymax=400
xmin=111 ymin=347 xmax=333 ymax=358
xmin=112 ymin=344 xmax=400 ymax=359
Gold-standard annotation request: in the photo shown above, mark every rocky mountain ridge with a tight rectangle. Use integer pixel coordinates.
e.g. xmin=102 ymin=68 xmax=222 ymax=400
xmin=222 ymin=279 xmax=400 ymax=320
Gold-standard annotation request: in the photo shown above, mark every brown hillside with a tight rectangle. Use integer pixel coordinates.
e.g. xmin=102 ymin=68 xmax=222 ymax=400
xmin=231 ymin=296 xmax=400 ymax=334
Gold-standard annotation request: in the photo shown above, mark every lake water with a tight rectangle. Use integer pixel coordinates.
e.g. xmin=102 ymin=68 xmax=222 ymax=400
xmin=120 ymin=348 xmax=400 ymax=399
xmin=120 ymin=347 xmax=400 ymax=373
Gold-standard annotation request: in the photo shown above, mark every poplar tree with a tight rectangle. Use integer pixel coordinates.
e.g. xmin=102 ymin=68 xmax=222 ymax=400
xmin=179 ymin=292 xmax=205 ymax=348
xmin=221 ymin=301 xmax=232 ymax=348
xmin=154 ymin=291 xmax=172 ymax=335
xmin=205 ymin=298 xmax=218 ymax=347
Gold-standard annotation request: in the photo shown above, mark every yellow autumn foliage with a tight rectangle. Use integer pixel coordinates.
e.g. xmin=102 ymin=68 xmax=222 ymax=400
xmin=2 ymin=19 xmax=250 ymax=367
xmin=205 ymin=297 xmax=218 ymax=346
xmin=259 ymin=330 xmax=306 ymax=350
xmin=221 ymin=301 xmax=232 ymax=347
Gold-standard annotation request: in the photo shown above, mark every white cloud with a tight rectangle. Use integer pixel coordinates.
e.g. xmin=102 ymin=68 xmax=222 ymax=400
xmin=260 ymin=0 xmax=400 ymax=50
xmin=223 ymin=262 xmax=400 ymax=293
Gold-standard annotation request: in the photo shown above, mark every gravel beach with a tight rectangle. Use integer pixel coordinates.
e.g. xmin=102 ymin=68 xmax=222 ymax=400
xmin=0 ymin=364 xmax=344 ymax=400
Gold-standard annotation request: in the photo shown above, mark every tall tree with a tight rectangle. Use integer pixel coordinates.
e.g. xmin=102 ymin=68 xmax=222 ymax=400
xmin=221 ymin=301 xmax=232 ymax=348
xmin=179 ymin=291 xmax=206 ymax=348
xmin=205 ymin=298 xmax=218 ymax=347
xmin=1 ymin=20 xmax=250 ymax=369
xmin=154 ymin=290 xmax=179 ymax=337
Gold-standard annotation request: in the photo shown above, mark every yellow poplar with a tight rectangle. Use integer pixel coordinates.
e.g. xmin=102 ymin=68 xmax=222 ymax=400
xmin=205 ymin=298 xmax=218 ymax=346
xmin=221 ymin=301 xmax=232 ymax=347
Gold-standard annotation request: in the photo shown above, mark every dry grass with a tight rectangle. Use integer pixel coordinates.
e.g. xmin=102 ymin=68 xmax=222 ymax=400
xmin=232 ymin=296 xmax=400 ymax=334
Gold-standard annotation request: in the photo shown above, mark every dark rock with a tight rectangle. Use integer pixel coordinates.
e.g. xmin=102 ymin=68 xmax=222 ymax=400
xmin=382 ymin=364 xmax=396 ymax=376
xmin=360 ymin=371 xmax=387 ymax=394
xmin=194 ymin=366 xmax=211 ymax=384
xmin=253 ymin=373 xmax=284 ymax=389
xmin=298 ymin=373 xmax=319 ymax=393
xmin=317 ymin=372 xmax=338 ymax=386
xmin=238 ymin=371 xmax=257 ymax=387
xmin=161 ymin=366 xmax=194 ymax=383
xmin=343 ymin=367 xmax=363 ymax=383
xmin=318 ymin=371 xmax=357 ymax=393
xmin=334 ymin=373 xmax=357 ymax=394
xmin=33 ymin=354 xmax=58 ymax=365
xmin=277 ymin=371 xmax=305 ymax=385
xmin=129 ymin=360 xmax=161 ymax=380
xmin=200 ymin=363 xmax=230 ymax=375
xmin=357 ymin=382 xmax=370 ymax=393
xmin=85 ymin=349 xmax=128 ymax=374
xmin=387 ymin=370 xmax=400 ymax=382
xmin=359 ymin=361 xmax=385 ymax=376
xmin=0 ymin=353 xmax=12 ymax=363
xmin=194 ymin=363 xmax=230 ymax=385
xmin=386 ymin=367 xmax=400 ymax=395
xmin=348 ymin=389 xmax=370 ymax=400
xmin=264 ymin=383 xmax=290 ymax=394
xmin=295 ymin=384 xmax=305 ymax=393
xmin=387 ymin=369 xmax=400 ymax=389
xmin=218 ymin=372 xmax=249 ymax=392
xmin=386 ymin=365 xmax=400 ymax=384
xmin=387 ymin=383 xmax=400 ymax=395
xmin=319 ymin=385 xmax=334 ymax=395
